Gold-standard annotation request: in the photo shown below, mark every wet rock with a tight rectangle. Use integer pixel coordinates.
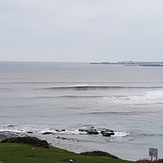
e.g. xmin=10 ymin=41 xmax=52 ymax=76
xmin=86 ymin=128 xmax=99 ymax=135
xmin=78 ymin=129 xmax=86 ymax=132
xmin=55 ymin=129 xmax=66 ymax=132
xmin=42 ymin=132 xmax=53 ymax=135
xmin=79 ymin=126 xmax=98 ymax=134
xmin=7 ymin=124 xmax=15 ymax=127
xmin=27 ymin=131 xmax=33 ymax=134
xmin=100 ymin=129 xmax=114 ymax=137
xmin=56 ymin=136 xmax=67 ymax=140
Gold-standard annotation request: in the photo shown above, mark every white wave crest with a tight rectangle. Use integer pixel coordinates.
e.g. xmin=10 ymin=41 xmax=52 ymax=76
xmin=113 ymin=131 xmax=129 ymax=137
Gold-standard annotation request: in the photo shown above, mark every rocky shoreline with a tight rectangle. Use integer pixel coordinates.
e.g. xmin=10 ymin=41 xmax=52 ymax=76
xmin=0 ymin=126 xmax=116 ymax=152
xmin=0 ymin=126 xmax=115 ymax=140
xmin=0 ymin=126 xmax=131 ymax=160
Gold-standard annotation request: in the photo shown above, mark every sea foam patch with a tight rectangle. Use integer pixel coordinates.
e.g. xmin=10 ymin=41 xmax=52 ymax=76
xmin=113 ymin=131 xmax=129 ymax=137
xmin=105 ymin=89 xmax=163 ymax=105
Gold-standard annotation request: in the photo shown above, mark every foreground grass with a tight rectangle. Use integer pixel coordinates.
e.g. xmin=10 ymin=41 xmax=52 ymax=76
xmin=0 ymin=143 xmax=134 ymax=163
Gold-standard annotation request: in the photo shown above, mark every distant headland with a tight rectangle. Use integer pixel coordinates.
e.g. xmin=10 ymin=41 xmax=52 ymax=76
xmin=90 ymin=61 xmax=163 ymax=66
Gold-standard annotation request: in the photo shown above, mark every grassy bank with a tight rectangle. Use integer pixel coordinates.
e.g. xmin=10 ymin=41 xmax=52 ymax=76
xmin=0 ymin=143 xmax=134 ymax=163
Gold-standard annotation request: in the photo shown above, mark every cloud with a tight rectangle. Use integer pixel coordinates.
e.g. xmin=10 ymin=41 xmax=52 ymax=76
xmin=1 ymin=0 xmax=163 ymax=62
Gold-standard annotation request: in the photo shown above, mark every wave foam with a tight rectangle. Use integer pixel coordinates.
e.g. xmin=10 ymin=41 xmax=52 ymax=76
xmin=0 ymin=125 xmax=129 ymax=138
xmin=105 ymin=90 xmax=163 ymax=105
xmin=113 ymin=132 xmax=130 ymax=137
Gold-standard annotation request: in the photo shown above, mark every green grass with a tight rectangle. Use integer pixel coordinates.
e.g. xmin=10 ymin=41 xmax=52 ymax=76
xmin=0 ymin=143 xmax=135 ymax=163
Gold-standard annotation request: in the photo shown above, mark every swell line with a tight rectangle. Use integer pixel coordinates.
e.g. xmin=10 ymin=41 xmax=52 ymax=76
xmin=25 ymin=95 xmax=103 ymax=100
xmin=44 ymin=85 xmax=163 ymax=91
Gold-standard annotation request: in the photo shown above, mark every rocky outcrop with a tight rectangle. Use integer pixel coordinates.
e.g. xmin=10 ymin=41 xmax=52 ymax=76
xmin=1 ymin=136 xmax=49 ymax=148
xmin=86 ymin=128 xmax=99 ymax=135
xmin=78 ymin=127 xmax=114 ymax=136
xmin=101 ymin=129 xmax=114 ymax=137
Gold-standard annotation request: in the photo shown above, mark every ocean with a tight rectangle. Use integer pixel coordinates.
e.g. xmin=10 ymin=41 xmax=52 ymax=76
xmin=0 ymin=61 xmax=163 ymax=161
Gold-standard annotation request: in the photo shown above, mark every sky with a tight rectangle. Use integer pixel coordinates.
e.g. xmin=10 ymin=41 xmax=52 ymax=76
xmin=0 ymin=0 xmax=163 ymax=62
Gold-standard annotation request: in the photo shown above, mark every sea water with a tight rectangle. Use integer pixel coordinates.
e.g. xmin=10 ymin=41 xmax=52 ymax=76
xmin=0 ymin=61 xmax=163 ymax=160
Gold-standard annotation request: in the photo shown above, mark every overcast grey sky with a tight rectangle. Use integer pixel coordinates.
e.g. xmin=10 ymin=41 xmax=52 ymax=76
xmin=1 ymin=0 xmax=163 ymax=62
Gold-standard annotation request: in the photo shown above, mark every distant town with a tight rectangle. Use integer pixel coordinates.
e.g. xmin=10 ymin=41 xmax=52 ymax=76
xmin=90 ymin=61 xmax=163 ymax=66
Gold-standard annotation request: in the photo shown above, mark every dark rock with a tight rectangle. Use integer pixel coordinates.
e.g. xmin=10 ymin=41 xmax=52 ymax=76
xmin=80 ymin=150 xmax=119 ymax=159
xmin=86 ymin=128 xmax=99 ymax=135
xmin=78 ymin=129 xmax=88 ymax=132
xmin=78 ymin=129 xmax=84 ymax=132
xmin=27 ymin=131 xmax=33 ymax=134
xmin=55 ymin=129 xmax=66 ymax=132
xmin=56 ymin=136 xmax=60 ymax=139
xmin=1 ymin=136 xmax=49 ymax=148
xmin=101 ymin=129 xmax=114 ymax=137
xmin=56 ymin=136 xmax=67 ymax=140
xmin=42 ymin=132 xmax=53 ymax=135
xmin=7 ymin=124 xmax=15 ymax=127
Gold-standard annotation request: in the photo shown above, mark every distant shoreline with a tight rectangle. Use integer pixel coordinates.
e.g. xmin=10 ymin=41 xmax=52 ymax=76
xmin=90 ymin=61 xmax=163 ymax=66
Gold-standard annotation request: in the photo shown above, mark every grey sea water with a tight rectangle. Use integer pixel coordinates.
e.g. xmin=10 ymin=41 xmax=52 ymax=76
xmin=0 ymin=61 xmax=163 ymax=160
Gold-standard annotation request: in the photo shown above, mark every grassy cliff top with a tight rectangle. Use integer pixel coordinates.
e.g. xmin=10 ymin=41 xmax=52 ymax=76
xmin=0 ymin=139 xmax=134 ymax=163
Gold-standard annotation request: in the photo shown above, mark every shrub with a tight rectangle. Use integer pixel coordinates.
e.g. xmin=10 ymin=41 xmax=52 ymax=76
xmin=80 ymin=150 xmax=119 ymax=159
xmin=1 ymin=136 xmax=49 ymax=148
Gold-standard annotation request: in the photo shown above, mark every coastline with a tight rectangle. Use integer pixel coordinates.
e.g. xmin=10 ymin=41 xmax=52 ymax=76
xmin=0 ymin=129 xmax=134 ymax=161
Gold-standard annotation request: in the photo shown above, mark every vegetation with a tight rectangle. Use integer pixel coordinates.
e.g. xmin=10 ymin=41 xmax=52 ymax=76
xmin=1 ymin=136 xmax=49 ymax=148
xmin=136 ymin=159 xmax=163 ymax=163
xmin=80 ymin=150 xmax=119 ymax=159
xmin=0 ymin=136 xmax=134 ymax=163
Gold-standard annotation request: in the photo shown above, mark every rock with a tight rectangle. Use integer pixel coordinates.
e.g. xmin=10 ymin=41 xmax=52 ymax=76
xmin=7 ymin=124 xmax=15 ymax=127
xmin=101 ymin=129 xmax=114 ymax=137
xmin=86 ymin=128 xmax=99 ymax=135
xmin=42 ymin=132 xmax=53 ymax=135
xmin=55 ymin=129 xmax=66 ymax=132
xmin=56 ymin=136 xmax=67 ymax=140
xmin=79 ymin=126 xmax=99 ymax=134
xmin=78 ymin=128 xmax=88 ymax=132
xmin=27 ymin=131 xmax=33 ymax=134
